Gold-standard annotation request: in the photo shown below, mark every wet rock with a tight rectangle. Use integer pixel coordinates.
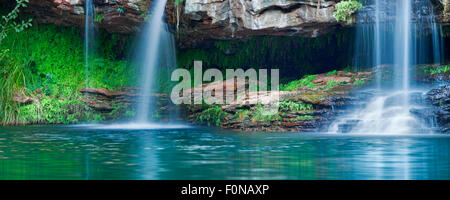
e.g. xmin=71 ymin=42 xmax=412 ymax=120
xmin=19 ymin=0 xmax=448 ymax=48
xmin=426 ymin=85 xmax=450 ymax=133
xmin=313 ymin=74 xmax=352 ymax=84
xmin=80 ymin=98 xmax=114 ymax=112
xmin=181 ymin=0 xmax=341 ymax=46
xmin=79 ymin=88 xmax=128 ymax=98
xmin=77 ymin=87 xmax=176 ymax=121
xmin=23 ymin=0 xmax=149 ymax=34
xmin=335 ymin=119 xmax=360 ymax=133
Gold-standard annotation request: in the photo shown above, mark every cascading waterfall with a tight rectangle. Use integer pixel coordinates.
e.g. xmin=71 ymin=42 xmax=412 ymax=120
xmin=329 ymin=0 xmax=443 ymax=134
xmin=135 ymin=0 xmax=177 ymax=123
xmin=85 ymin=0 xmax=95 ymax=89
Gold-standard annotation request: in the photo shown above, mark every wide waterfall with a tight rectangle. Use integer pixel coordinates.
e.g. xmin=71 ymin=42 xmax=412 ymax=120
xmin=135 ymin=0 xmax=177 ymax=123
xmin=329 ymin=0 xmax=443 ymax=134
xmin=84 ymin=0 xmax=95 ymax=89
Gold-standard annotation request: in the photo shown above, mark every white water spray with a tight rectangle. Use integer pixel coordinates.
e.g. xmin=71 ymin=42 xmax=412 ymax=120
xmin=329 ymin=0 xmax=443 ymax=134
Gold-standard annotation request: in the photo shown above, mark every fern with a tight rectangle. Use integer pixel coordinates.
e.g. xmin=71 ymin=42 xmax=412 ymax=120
xmin=197 ymin=105 xmax=229 ymax=126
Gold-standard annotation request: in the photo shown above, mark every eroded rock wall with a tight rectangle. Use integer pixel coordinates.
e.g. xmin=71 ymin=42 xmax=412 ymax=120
xmin=21 ymin=0 xmax=150 ymax=33
xmin=180 ymin=0 xmax=340 ymax=42
xmin=4 ymin=0 xmax=450 ymax=46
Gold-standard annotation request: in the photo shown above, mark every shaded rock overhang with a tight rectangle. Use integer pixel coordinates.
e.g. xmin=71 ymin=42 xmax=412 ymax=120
xmin=1 ymin=0 xmax=448 ymax=47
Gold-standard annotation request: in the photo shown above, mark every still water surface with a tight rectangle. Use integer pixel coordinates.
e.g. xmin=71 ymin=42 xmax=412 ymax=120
xmin=0 ymin=125 xmax=449 ymax=180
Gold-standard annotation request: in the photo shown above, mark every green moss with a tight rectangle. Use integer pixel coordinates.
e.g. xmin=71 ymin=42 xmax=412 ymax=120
xmin=296 ymin=115 xmax=315 ymax=120
xmin=0 ymin=24 xmax=136 ymax=94
xmin=280 ymin=75 xmax=318 ymax=91
xmin=327 ymin=70 xmax=337 ymax=76
xmin=177 ymin=33 xmax=353 ymax=79
xmin=0 ymin=23 xmax=137 ymax=125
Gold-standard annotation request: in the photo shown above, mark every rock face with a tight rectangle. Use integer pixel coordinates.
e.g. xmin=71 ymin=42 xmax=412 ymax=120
xmin=22 ymin=0 xmax=342 ymax=39
xmin=426 ymin=85 xmax=450 ymax=133
xmin=434 ymin=0 xmax=450 ymax=22
xmin=23 ymin=0 xmax=150 ymax=33
xmin=16 ymin=0 xmax=450 ymax=46
xmin=180 ymin=0 xmax=341 ymax=46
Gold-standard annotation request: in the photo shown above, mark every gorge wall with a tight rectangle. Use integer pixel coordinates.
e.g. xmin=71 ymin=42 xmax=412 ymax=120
xmin=13 ymin=0 xmax=449 ymax=47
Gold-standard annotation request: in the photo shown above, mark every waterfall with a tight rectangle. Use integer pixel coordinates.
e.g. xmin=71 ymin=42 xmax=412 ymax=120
xmin=395 ymin=0 xmax=411 ymax=105
xmin=329 ymin=0 xmax=443 ymax=134
xmin=135 ymin=0 xmax=176 ymax=123
xmin=85 ymin=0 xmax=95 ymax=89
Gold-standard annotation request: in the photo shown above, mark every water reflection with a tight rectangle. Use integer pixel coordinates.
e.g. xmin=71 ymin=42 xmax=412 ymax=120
xmin=0 ymin=126 xmax=449 ymax=180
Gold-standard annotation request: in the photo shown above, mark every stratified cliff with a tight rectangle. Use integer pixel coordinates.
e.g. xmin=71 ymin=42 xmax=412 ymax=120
xmin=7 ymin=0 xmax=449 ymax=46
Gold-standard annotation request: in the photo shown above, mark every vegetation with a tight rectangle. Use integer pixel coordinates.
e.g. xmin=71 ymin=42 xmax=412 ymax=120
xmin=95 ymin=13 xmax=104 ymax=23
xmin=18 ymin=97 xmax=104 ymax=124
xmin=251 ymin=104 xmax=280 ymax=123
xmin=333 ymin=0 xmax=363 ymax=24
xmin=0 ymin=49 xmax=27 ymax=124
xmin=0 ymin=0 xmax=32 ymax=125
xmin=0 ymin=16 xmax=135 ymax=124
xmin=323 ymin=80 xmax=343 ymax=90
xmin=277 ymin=101 xmax=313 ymax=112
xmin=280 ymin=75 xmax=318 ymax=91
xmin=353 ymin=79 xmax=366 ymax=86
xmin=117 ymin=7 xmax=125 ymax=14
xmin=327 ymin=70 xmax=337 ymax=76
xmin=174 ymin=0 xmax=185 ymax=6
xmin=1 ymin=24 xmax=136 ymax=90
xmin=0 ymin=0 xmax=32 ymax=43
xmin=296 ymin=115 xmax=315 ymax=120
xmin=197 ymin=105 xmax=230 ymax=126
xmin=425 ymin=65 xmax=450 ymax=75
xmin=177 ymin=33 xmax=354 ymax=79
xmin=234 ymin=109 xmax=251 ymax=121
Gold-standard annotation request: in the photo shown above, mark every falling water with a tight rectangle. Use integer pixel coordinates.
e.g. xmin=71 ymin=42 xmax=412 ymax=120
xmin=395 ymin=0 xmax=411 ymax=105
xmin=374 ymin=0 xmax=381 ymax=88
xmin=135 ymin=0 xmax=175 ymax=123
xmin=85 ymin=0 xmax=95 ymax=89
xmin=329 ymin=0 xmax=443 ymax=134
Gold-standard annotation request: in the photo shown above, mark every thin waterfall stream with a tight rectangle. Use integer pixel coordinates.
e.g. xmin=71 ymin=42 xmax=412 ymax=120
xmin=85 ymin=0 xmax=95 ymax=89
xmin=134 ymin=0 xmax=178 ymax=124
xmin=79 ymin=0 xmax=185 ymax=129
